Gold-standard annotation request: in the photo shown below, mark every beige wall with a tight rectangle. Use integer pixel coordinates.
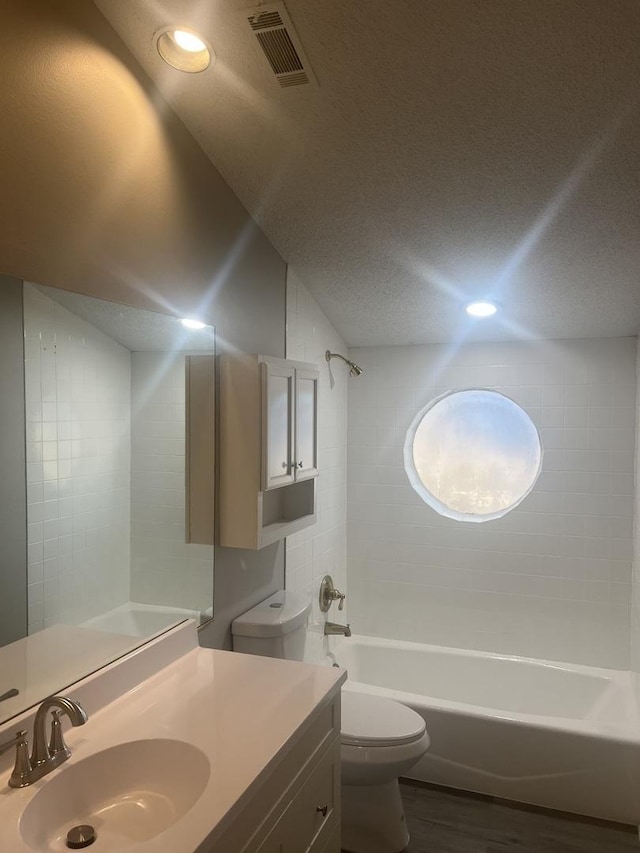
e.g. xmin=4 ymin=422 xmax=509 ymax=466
xmin=0 ymin=278 xmax=27 ymax=646
xmin=632 ymin=340 xmax=640 ymax=694
xmin=0 ymin=0 xmax=285 ymax=356
xmin=0 ymin=0 xmax=288 ymax=649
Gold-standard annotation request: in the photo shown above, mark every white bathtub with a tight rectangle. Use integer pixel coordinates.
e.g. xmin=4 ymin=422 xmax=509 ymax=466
xmin=81 ymin=602 xmax=201 ymax=637
xmin=332 ymin=634 xmax=640 ymax=824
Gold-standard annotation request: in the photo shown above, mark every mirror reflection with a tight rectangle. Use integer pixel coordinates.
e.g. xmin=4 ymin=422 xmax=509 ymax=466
xmin=1 ymin=281 xmax=215 ymax=725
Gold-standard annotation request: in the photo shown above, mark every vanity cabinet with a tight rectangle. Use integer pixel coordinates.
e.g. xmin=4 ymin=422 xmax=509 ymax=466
xmin=0 ymin=624 xmax=346 ymax=853
xmin=219 ymin=354 xmax=319 ymax=549
xmin=208 ymin=695 xmax=341 ymax=853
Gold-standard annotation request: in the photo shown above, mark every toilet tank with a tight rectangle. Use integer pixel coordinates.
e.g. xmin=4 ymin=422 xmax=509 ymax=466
xmin=231 ymin=590 xmax=311 ymax=661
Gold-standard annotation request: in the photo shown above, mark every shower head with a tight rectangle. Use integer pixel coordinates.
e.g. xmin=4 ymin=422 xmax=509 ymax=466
xmin=325 ymin=350 xmax=364 ymax=377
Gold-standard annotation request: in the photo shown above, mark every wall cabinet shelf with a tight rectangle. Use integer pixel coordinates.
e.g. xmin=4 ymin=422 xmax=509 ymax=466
xmin=219 ymin=354 xmax=319 ymax=549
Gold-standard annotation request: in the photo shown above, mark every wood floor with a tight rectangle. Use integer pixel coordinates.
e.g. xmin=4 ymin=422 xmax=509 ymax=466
xmin=400 ymin=782 xmax=639 ymax=853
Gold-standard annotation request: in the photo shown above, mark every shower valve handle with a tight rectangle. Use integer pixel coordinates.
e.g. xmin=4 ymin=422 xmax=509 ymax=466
xmin=319 ymin=575 xmax=346 ymax=613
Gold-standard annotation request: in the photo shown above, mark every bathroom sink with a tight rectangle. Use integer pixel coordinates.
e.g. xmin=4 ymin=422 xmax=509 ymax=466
xmin=19 ymin=739 xmax=210 ymax=851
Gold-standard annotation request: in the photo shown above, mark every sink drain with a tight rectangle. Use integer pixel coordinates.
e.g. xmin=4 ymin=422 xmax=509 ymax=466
xmin=66 ymin=825 xmax=96 ymax=849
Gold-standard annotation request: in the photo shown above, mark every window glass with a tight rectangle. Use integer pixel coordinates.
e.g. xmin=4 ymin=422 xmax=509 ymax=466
xmin=404 ymin=389 xmax=543 ymax=522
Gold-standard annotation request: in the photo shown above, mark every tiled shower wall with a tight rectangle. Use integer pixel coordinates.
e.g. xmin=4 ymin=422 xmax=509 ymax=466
xmin=348 ymin=338 xmax=636 ymax=669
xmin=285 ymin=269 xmax=348 ymax=663
xmin=24 ymin=284 xmax=130 ymax=633
xmin=129 ymin=352 xmax=213 ymax=613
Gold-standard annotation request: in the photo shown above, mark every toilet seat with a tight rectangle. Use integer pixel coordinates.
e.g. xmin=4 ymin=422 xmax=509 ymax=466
xmin=341 ymin=691 xmax=426 ymax=748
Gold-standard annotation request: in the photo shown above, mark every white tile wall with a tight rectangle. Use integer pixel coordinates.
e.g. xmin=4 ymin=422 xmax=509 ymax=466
xmin=130 ymin=352 xmax=213 ymax=612
xmin=285 ymin=269 xmax=348 ymax=663
xmin=348 ymin=338 xmax=636 ymax=669
xmin=23 ymin=284 xmax=131 ymax=633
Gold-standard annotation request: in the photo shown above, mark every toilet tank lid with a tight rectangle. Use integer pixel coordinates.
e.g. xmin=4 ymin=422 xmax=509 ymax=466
xmin=231 ymin=591 xmax=311 ymax=638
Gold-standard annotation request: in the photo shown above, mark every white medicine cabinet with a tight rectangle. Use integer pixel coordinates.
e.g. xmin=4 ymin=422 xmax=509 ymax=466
xmin=219 ymin=354 xmax=319 ymax=549
xmin=263 ymin=361 xmax=318 ymax=489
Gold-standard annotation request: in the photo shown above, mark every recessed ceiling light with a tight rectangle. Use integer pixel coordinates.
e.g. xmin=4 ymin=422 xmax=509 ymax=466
xmin=181 ymin=318 xmax=206 ymax=330
xmin=172 ymin=30 xmax=207 ymax=52
xmin=156 ymin=27 xmax=213 ymax=73
xmin=465 ymin=301 xmax=498 ymax=318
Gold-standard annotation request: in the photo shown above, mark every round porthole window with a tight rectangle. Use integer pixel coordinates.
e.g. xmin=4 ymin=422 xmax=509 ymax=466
xmin=404 ymin=388 xmax=543 ymax=523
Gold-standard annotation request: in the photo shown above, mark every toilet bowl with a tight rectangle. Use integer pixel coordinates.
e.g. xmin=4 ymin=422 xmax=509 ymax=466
xmin=231 ymin=592 xmax=430 ymax=853
xmin=340 ymin=691 xmax=429 ymax=853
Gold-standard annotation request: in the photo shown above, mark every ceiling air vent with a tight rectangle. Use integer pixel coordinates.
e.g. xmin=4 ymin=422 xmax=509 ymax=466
xmin=246 ymin=2 xmax=317 ymax=88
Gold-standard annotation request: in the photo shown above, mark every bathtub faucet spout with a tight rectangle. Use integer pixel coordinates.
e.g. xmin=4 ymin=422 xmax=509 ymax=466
xmin=324 ymin=621 xmax=352 ymax=637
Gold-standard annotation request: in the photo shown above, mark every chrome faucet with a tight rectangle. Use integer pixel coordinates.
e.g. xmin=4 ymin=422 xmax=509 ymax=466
xmin=0 ymin=695 xmax=87 ymax=788
xmin=324 ymin=621 xmax=352 ymax=637
xmin=31 ymin=696 xmax=88 ymax=776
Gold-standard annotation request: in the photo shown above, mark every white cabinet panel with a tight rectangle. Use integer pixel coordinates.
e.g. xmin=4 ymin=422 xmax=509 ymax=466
xmin=278 ymin=739 xmax=340 ymax=852
xmin=264 ymin=364 xmax=295 ymax=489
xmin=295 ymin=370 xmax=318 ymax=482
xmin=254 ymin=739 xmax=340 ymax=853
xmin=209 ymin=696 xmax=342 ymax=853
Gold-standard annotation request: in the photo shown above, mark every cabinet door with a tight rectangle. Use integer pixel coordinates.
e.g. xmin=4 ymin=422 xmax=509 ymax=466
xmin=280 ymin=738 xmax=339 ymax=852
xmin=262 ymin=362 xmax=296 ymax=490
xmin=255 ymin=830 xmax=285 ymax=853
xmin=294 ymin=369 xmax=319 ymax=482
xmin=315 ymin=828 xmax=340 ymax=853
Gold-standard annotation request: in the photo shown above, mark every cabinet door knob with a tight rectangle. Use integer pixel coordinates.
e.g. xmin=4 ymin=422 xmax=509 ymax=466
xmin=316 ymin=804 xmax=328 ymax=817
xmin=297 ymin=461 xmax=303 ymax=468
xmin=281 ymin=462 xmax=288 ymax=469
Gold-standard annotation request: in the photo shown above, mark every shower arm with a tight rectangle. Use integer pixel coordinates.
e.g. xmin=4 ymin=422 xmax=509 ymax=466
xmin=325 ymin=350 xmax=363 ymax=375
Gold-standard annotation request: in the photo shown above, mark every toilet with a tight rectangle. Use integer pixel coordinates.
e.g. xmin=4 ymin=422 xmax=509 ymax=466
xmin=231 ymin=588 xmax=311 ymax=660
xmin=232 ymin=591 xmax=430 ymax=853
xmin=340 ymin=691 xmax=429 ymax=852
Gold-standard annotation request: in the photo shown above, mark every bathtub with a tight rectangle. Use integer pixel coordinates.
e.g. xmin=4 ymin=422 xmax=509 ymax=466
xmin=332 ymin=634 xmax=640 ymax=824
xmin=81 ymin=602 xmax=202 ymax=637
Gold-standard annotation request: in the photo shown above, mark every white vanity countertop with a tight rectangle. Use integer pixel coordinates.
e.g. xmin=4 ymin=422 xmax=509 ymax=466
xmin=0 ymin=645 xmax=346 ymax=852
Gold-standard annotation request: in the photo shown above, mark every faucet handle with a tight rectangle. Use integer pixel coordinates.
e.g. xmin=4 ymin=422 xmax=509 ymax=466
xmin=319 ymin=575 xmax=347 ymax=613
xmin=0 ymin=730 xmax=33 ymax=788
xmin=48 ymin=710 xmax=71 ymax=762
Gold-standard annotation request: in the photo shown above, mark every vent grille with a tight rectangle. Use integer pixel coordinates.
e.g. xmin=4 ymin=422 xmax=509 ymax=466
xmin=246 ymin=2 xmax=317 ymax=89
xmin=279 ymin=71 xmax=309 ymax=88
xmin=256 ymin=29 xmax=303 ymax=75
xmin=249 ymin=10 xmax=283 ymax=30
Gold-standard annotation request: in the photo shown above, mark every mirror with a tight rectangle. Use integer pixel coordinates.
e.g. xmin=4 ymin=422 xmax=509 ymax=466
xmin=0 ymin=280 xmax=215 ymax=725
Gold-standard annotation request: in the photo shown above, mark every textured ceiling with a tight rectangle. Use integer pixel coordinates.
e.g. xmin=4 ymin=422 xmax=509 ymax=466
xmin=94 ymin=0 xmax=640 ymax=346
